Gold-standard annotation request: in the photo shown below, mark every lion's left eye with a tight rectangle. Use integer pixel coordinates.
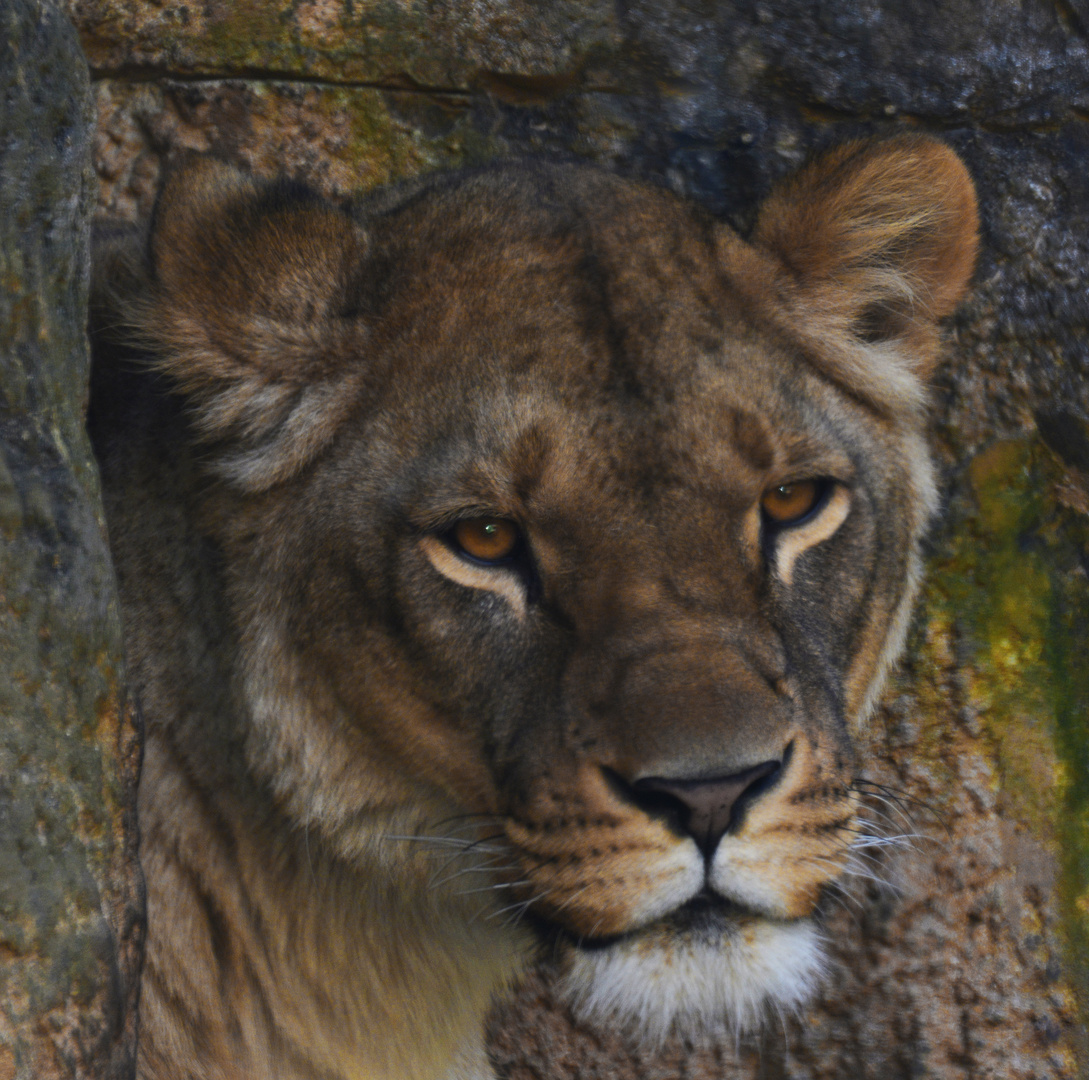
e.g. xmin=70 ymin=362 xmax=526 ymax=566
xmin=760 ymin=480 xmax=825 ymax=525
xmin=450 ymin=517 xmax=522 ymax=564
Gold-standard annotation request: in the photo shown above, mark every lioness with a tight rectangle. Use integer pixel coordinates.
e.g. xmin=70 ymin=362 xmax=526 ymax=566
xmin=89 ymin=135 xmax=977 ymax=1080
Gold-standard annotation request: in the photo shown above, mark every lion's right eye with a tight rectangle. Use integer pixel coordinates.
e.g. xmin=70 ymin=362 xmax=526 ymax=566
xmin=450 ymin=518 xmax=522 ymax=565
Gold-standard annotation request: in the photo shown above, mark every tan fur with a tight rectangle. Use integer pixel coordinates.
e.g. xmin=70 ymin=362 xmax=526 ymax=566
xmin=89 ymin=136 xmax=978 ymax=1079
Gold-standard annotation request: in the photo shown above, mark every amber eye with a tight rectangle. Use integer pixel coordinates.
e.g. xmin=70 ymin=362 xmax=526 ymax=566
xmin=451 ymin=518 xmax=521 ymax=564
xmin=760 ymin=481 xmax=822 ymax=525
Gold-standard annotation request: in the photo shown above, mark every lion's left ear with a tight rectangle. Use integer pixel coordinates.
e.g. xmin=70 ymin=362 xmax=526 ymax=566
xmin=743 ymin=135 xmax=978 ymax=411
xmin=143 ymin=157 xmax=371 ymax=491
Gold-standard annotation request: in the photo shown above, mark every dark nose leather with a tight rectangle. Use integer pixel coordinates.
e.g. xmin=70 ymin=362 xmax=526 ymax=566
xmin=629 ymin=760 xmax=783 ymax=856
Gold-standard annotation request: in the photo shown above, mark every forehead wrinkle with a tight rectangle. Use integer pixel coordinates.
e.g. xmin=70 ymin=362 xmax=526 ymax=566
xmin=647 ymin=389 xmax=771 ymax=503
xmin=775 ymin=436 xmax=856 ymax=480
xmin=688 ymin=328 xmax=876 ymax=485
xmin=503 ymin=419 xmax=564 ymax=507
xmin=413 ymin=393 xmax=606 ymax=533
xmin=726 ymin=408 xmax=775 ymax=472
xmin=765 ymin=392 xmax=861 ymax=480
xmin=715 ymin=368 xmax=862 ymax=483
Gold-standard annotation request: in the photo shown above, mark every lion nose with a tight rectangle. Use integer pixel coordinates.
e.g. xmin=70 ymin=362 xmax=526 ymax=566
xmin=628 ymin=760 xmax=783 ymax=857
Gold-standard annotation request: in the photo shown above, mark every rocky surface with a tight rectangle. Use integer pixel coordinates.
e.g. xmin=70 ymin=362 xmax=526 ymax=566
xmin=0 ymin=2 xmax=143 ymax=1078
xmin=66 ymin=0 xmax=1089 ymax=1075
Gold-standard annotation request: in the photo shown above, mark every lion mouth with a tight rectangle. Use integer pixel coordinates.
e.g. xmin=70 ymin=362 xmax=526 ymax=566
xmin=548 ymin=890 xmax=753 ymax=952
xmin=663 ymin=892 xmax=750 ymax=937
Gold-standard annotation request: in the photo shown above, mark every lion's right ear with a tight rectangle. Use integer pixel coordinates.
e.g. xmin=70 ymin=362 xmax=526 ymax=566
xmin=143 ymin=158 xmax=370 ymax=491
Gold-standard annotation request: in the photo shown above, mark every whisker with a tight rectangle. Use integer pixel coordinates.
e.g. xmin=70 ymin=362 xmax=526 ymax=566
xmin=853 ymin=803 xmax=914 ymax=837
xmin=839 ymin=864 xmax=894 ymax=891
xmin=825 ymin=885 xmax=866 ymax=916
xmin=850 ymin=833 xmax=928 ymax=850
xmin=430 ymin=860 xmax=518 ymax=890
xmin=851 ymin=779 xmax=952 ymax=839
xmin=853 ymin=795 xmax=914 ymax=829
xmin=487 ymin=892 xmax=549 ymax=927
xmin=427 ymin=838 xmax=513 ymax=882
xmin=383 ymin=833 xmax=507 ymax=853
xmin=802 ymin=852 xmax=887 ymax=889
xmin=853 ymin=799 xmax=952 ymax=853
xmin=458 ymin=879 xmax=531 ymax=897
xmin=586 ymin=913 xmax=610 ymax=940
xmin=427 ymin=812 xmax=504 ymax=831
xmin=550 ymin=882 xmax=595 ymax=917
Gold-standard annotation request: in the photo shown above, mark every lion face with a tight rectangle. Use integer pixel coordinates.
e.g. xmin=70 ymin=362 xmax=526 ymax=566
xmin=128 ymin=138 xmax=977 ymax=1042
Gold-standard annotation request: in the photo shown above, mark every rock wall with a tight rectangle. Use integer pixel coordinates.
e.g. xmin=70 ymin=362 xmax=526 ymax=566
xmin=69 ymin=0 xmax=1089 ymax=1076
xmin=0 ymin=2 xmax=142 ymax=1077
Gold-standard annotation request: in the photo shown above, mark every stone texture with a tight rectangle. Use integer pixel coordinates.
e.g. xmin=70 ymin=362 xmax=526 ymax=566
xmin=73 ymin=0 xmax=621 ymax=89
xmin=0 ymin=1 xmax=143 ymax=1077
xmin=92 ymin=79 xmax=492 ymax=221
xmin=67 ymin=0 xmax=1089 ymax=1075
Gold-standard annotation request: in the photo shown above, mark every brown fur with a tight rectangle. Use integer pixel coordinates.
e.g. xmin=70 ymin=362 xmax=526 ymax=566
xmin=89 ymin=136 xmax=978 ymax=1079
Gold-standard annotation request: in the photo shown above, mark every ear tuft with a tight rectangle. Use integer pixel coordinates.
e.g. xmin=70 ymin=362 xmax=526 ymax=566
xmin=749 ymin=135 xmax=979 ymax=410
xmin=140 ymin=157 xmax=370 ymax=490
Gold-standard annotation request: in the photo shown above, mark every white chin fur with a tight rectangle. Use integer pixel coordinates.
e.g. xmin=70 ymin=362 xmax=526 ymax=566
xmin=557 ymin=917 xmax=824 ymax=1048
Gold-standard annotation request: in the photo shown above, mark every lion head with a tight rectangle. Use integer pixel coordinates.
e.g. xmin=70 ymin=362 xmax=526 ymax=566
xmin=97 ymin=135 xmax=977 ymax=1071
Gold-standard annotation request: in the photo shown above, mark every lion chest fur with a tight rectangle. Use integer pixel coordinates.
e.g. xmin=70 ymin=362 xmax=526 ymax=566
xmin=90 ymin=139 xmax=977 ymax=1080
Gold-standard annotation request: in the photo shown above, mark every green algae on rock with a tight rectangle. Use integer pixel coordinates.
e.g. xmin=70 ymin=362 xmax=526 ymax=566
xmin=927 ymin=436 xmax=1089 ymax=1048
xmin=93 ymin=79 xmax=507 ymax=221
xmin=75 ymin=0 xmax=621 ymax=89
